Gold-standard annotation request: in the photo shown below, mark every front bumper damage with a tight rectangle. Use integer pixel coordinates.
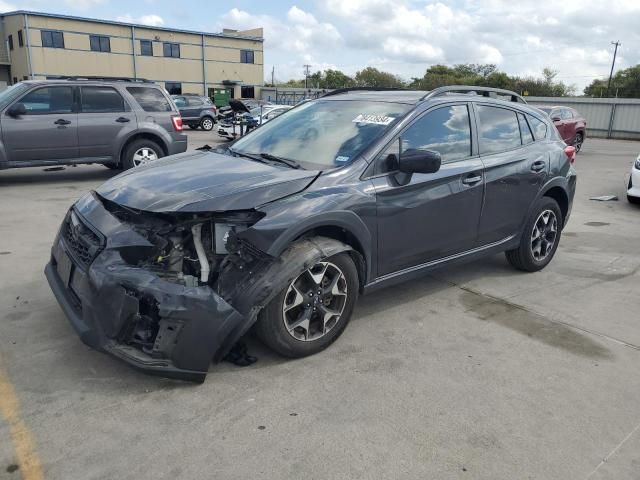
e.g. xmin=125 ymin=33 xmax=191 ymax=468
xmin=45 ymin=194 xmax=250 ymax=383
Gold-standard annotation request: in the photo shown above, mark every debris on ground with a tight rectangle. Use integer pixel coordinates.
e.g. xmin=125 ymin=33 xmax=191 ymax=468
xmin=223 ymin=342 xmax=257 ymax=367
xmin=590 ymin=195 xmax=618 ymax=201
xmin=196 ymin=145 xmax=213 ymax=151
xmin=43 ymin=166 xmax=66 ymax=172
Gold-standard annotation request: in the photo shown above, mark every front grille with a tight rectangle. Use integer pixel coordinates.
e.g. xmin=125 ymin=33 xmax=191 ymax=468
xmin=62 ymin=211 xmax=103 ymax=269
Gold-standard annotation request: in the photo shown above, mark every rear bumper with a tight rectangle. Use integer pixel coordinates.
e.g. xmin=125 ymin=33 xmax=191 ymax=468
xmin=168 ymin=136 xmax=188 ymax=155
xmin=45 ymin=197 xmax=245 ymax=382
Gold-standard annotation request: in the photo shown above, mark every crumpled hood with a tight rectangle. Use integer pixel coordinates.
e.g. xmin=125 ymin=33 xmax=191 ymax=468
xmin=96 ymin=150 xmax=319 ymax=212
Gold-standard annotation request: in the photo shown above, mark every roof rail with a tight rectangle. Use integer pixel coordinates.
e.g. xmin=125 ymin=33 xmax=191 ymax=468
xmin=321 ymin=87 xmax=406 ymax=98
xmin=422 ymin=86 xmax=527 ymax=104
xmin=45 ymin=75 xmax=154 ymax=83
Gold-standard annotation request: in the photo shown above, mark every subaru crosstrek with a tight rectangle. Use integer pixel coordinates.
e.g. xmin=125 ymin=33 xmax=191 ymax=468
xmin=45 ymin=86 xmax=577 ymax=382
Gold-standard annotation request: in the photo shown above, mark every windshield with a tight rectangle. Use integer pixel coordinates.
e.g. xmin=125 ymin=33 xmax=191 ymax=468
xmin=537 ymin=107 xmax=553 ymax=115
xmin=0 ymin=83 xmax=30 ymax=109
xmin=232 ymin=100 xmax=410 ymax=169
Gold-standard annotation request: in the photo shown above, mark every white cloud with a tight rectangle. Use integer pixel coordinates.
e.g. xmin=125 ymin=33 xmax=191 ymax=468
xmin=0 ymin=1 xmax=16 ymax=12
xmin=216 ymin=0 xmax=640 ymax=90
xmin=63 ymin=0 xmax=105 ymax=10
xmin=116 ymin=13 xmax=164 ymax=27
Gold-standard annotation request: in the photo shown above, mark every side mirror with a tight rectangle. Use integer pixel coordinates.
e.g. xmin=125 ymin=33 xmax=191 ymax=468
xmin=398 ymin=149 xmax=441 ymax=174
xmin=551 ymin=116 xmax=561 ymax=122
xmin=7 ymin=103 xmax=27 ymax=117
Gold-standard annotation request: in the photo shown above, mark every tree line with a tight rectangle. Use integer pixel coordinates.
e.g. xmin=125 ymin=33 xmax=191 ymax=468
xmin=271 ymin=63 xmax=640 ymax=98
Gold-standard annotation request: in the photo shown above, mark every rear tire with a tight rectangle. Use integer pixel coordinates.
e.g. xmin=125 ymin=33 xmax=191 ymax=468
xmin=505 ymin=197 xmax=563 ymax=272
xmin=255 ymin=247 xmax=359 ymax=358
xmin=200 ymin=116 xmax=215 ymax=131
xmin=121 ymin=139 xmax=164 ymax=170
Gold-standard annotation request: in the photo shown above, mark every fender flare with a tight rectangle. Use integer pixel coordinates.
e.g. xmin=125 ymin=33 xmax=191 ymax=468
xmin=263 ymin=210 xmax=373 ymax=281
xmin=522 ymin=176 xmax=572 ymax=230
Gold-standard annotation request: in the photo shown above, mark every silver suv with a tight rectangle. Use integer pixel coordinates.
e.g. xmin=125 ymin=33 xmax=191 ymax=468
xmin=0 ymin=77 xmax=187 ymax=170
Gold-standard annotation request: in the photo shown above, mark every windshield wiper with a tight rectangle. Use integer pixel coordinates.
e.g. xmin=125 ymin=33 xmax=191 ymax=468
xmin=228 ymin=148 xmax=269 ymax=165
xmin=259 ymin=153 xmax=301 ymax=169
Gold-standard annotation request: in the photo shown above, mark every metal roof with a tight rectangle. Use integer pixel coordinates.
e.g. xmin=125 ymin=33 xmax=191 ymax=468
xmin=0 ymin=10 xmax=263 ymax=42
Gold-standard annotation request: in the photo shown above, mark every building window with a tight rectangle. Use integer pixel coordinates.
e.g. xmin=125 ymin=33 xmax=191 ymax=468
xmin=165 ymin=82 xmax=182 ymax=95
xmin=240 ymin=86 xmax=255 ymax=98
xmin=12 ymin=77 xmax=17 ymax=85
xmin=140 ymin=39 xmax=153 ymax=56
xmin=41 ymin=30 xmax=64 ymax=48
xmin=8 ymin=34 xmax=13 ymax=50
xmin=17 ymin=30 xmax=23 ymax=47
xmin=240 ymin=50 xmax=254 ymax=64
xmin=163 ymin=42 xmax=180 ymax=58
xmin=90 ymin=35 xmax=111 ymax=53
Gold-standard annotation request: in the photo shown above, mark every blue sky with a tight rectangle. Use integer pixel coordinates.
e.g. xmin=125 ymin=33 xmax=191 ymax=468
xmin=5 ymin=0 xmax=640 ymax=90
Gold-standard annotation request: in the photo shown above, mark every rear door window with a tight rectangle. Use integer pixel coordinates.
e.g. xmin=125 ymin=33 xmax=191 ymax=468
xmin=126 ymin=87 xmax=173 ymax=112
xmin=19 ymin=86 xmax=73 ymax=114
xmin=477 ymin=105 xmax=521 ymax=154
xmin=561 ymin=109 xmax=573 ymax=120
xmin=80 ymin=86 xmax=125 ymax=113
xmin=517 ymin=113 xmax=534 ymax=144
xmin=188 ymin=97 xmax=204 ymax=107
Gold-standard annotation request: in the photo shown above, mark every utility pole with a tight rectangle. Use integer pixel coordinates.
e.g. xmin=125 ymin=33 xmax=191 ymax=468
xmin=606 ymin=41 xmax=621 ymax=97
xmin=303 ymin=64 xmax=311 ymax=89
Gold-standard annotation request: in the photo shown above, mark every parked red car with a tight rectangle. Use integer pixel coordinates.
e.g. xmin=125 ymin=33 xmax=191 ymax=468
xmin=535 ymin=106 xmax=587 ymax=153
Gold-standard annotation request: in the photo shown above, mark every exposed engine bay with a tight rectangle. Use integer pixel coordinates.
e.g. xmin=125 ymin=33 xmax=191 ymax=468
xmin=101 ymin=195 xmax=265 ymax=289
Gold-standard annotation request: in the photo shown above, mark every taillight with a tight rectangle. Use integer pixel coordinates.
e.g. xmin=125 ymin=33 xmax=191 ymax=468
xmin=564 ymin=145 xmax=576 ymax=164
xmin=171 ymin=115 xmax=183 ymax=132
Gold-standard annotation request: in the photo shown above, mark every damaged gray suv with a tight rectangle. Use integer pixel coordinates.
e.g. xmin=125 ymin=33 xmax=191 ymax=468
xmin=45 ymin=86 xmax=577 ymax=382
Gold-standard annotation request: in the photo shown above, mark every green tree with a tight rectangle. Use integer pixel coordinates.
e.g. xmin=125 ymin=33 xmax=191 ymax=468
xmin=584 ymin=65 xmax=640 ymax=98
xmin=354 ymin=67 xmax=405 ymax=88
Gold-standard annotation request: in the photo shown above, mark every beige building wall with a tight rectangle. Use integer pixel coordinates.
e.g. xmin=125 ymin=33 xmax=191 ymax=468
xmin=2 ymin=14 xmax=30 ymax=82
xmin=1 ymin=12 xmax=264 ymax=97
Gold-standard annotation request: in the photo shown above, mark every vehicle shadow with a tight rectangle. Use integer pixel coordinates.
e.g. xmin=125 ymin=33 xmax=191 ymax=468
xmin=0 ymin=165 xmax=118 ymax=187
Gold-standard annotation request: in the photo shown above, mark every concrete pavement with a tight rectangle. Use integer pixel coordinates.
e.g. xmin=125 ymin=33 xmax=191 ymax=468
xmin=1 ymin=134 xmax=639 ymax=479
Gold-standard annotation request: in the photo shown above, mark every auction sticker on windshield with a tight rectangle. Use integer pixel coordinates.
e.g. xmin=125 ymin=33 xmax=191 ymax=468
xmin=352 ymin=114 xmax=395 ymax=126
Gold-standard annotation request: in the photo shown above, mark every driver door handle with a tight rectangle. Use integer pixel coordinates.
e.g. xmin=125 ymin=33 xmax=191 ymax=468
xmin=462 ymin=173 xmax=482 ymax=185
xmin=54 ymin=119 xmax=71 ymax=125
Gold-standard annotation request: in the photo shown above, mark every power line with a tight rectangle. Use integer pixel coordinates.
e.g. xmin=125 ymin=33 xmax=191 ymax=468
xmin=607 ymin=41 xmax=621 ymax=97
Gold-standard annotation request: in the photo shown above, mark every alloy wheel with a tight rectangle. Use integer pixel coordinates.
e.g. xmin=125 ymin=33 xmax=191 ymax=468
xmin=132 ymin=147 xmax=159 ymax=167
xmin=531 ymin=209 xmax=558 ymax=262
xmin=574 ymin=134 xmax=583 ymax=153
xmin=201 ymin=118 xmax=214 ymax=131
xmin=282 ymin=261 xmax=348 ymax=341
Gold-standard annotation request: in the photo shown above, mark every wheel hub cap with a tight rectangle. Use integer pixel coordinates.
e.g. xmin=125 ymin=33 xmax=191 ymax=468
xmin=132 ymin=148 xmax=158 ymax=167
xmin=282 ymin=261 xmax=348 ymax=341
xmin=531 ymin=209 xmax=558 ymax=261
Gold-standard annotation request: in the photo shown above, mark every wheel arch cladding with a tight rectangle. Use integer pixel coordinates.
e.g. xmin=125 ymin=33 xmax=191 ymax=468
xmin=120 ymin=133 xmax=168 ymax=161
xmin=256 ymin=211 xmax=373 ymax=285
xmin=543 ymin=186 xmax=569 ymax=226
xmin=215 ymin=236 xmax=358 ymax=361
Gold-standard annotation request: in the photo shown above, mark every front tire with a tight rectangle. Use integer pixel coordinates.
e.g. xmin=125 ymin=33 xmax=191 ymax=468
xmin=506 ymin=197 xmax=563 ymax=272
xmin=574 ymin=132 xmax=584 ymax=153
xmin=255 ymin=250 xmax=359 ymax=358
xmin=121 ymin=139 xmax=163 ymax=170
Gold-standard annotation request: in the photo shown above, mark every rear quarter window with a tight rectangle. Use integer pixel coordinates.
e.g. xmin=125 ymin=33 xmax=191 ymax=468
xmin=528 ymin=115 xmax=548 ymax=141
xmin=126 ymin=86 xmax=173 ymax=112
